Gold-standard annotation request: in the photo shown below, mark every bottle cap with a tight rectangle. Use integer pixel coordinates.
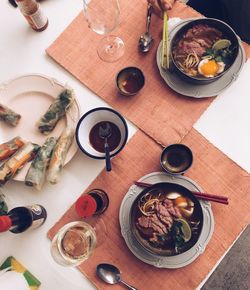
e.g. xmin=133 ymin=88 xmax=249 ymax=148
xmin=0 ymin=216 xmax=12 ymax=232
xmin=75 ymin=195 xmax=97 ymax=218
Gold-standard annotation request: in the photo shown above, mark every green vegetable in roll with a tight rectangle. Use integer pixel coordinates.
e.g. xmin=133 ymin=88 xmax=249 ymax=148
xmin=47 ymin=127 xmax=74 ymax=184
xmin=37 ymin=89 xmax=75 ymax=135
xmin=25 ymin=137 xmax=57 ymax=190
xmin=0 ymin=103 xmax=21 ymax=126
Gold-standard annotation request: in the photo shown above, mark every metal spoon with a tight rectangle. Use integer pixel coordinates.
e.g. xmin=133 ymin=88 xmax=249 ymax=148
xmin=138 ymin=3 xmax=153 ymax=53
xmin=99 ymin=122 xmax=112 ymax=172
xmin=96 ymin=263 xmax=138 ymax=290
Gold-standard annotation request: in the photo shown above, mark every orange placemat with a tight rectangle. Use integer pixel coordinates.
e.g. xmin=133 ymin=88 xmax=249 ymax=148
xmin=46 ymin=1 xmax=224 ymax=146
xmin=48 ymin=130 xmax=250 ymax=290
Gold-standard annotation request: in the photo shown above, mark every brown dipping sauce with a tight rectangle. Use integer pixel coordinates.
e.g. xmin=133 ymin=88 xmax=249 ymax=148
xmin=122 ymin=74 xmax=142 ymax=94
xmin=89 ymin=121 xmax=121 ymax=153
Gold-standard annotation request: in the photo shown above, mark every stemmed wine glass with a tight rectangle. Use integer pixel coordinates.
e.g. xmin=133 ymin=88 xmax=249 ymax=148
xmin=82 ymin=0 xmax=125 ymax=62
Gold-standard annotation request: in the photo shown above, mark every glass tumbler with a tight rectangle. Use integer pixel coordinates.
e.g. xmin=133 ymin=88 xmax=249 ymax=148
xmin=51 ymin=220 xmax=105 ymax=267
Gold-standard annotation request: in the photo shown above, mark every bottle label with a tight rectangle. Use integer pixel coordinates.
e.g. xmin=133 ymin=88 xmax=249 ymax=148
xmin=24 ymin=5 xmax=48 ymax=30
xmin=27 ymin=205 xmax=47 ymax=229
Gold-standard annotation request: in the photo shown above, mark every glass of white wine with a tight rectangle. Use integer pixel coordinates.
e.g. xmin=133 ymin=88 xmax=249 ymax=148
xmin=83 ymin=0 xmax=125 ymax=62
xmin=50 ymin=220 xmax=105 ymax=267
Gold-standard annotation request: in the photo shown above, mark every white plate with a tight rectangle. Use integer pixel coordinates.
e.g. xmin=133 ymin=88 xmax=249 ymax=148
xmin=0 ymin=74 xmax=80 ymax=181
xmin=119 ymin=172 xmax=214 ymax=268
xmin=156 ymin=19 xmax=245 ymax=98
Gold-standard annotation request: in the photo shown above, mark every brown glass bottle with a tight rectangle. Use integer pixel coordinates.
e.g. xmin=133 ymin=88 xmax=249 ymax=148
xmin=16 ymin=0 xmax=48 ymax=31
xmin=0 ymin=204 xmax=47 ymax=233
xmin=75 ymin=189 xmax=109 ymax=218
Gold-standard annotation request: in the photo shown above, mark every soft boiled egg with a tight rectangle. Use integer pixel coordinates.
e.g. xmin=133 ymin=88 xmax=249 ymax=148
xmin=198 ymin=59 xmax=225 ymax=78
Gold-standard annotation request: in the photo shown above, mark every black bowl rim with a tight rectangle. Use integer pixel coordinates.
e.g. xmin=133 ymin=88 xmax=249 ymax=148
xmin=130 ymin=182 xmax=204 ymax=256
xmin=116 ymin=66 xmax=145 ymax=95
xmin=75 ymin=107 xmax=128 ymax=160
xmin=170 ymin=17 xmax=240 ymax=82
xmin=160 ymin=144 xmax=193 ymax=174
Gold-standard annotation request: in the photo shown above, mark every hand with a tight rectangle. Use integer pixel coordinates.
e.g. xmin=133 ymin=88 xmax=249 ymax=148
xmin=148 ymin=0 xmax=176 ymax=17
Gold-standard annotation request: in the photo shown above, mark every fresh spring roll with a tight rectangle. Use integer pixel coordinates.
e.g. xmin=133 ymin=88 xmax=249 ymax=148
xmin=0 ymin=103 xmax=21 ymax=126
xmin=47 ymin=127 xmax=74 ymax=184
xmin=37 ymin=89 xmax=75 ymax=135
xmin=0 ymin=137 xmax=25 ymax=161
xmin=25 ymin=137 xmax=57 ymax=190
xmin=0 ymin=142 xmax=40 ymax=186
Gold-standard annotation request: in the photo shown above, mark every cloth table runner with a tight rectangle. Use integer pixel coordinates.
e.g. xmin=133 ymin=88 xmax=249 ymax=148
xmin=46 ymin=1 xmax=250 ymax=147
xmin=48 ymin=129 xmax=250 ymax=290
xmin=46 ymin=1 xmax=250 ymax=289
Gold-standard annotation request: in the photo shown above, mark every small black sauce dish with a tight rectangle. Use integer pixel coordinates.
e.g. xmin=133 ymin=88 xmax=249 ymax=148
xmin=116 ymin=67 xmax=145 ymax=96
xmin=160 ymin=144 xmax=193 ymax=175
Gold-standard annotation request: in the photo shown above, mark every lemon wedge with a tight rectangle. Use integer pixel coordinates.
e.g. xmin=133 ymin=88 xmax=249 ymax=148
xmin=212 ymin=39 xmax=231 ymax=50
xmin=176 ymin=218 xmax=192 ymax=242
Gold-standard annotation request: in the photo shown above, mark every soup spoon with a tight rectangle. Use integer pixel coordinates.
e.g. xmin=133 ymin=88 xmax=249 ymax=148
xmin=99 ymin=123 xmax=112 ymax=172
xmin=138 ymin=3 xmax=153 ymax=53
xmin=96 ymin=263 xmax=138 ymax=290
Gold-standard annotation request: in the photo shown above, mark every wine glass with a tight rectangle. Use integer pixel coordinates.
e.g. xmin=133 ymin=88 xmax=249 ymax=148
xmin=50 ymin=219 xmax=106 ymax=267
xmin=82 ymin=0 xmax=125 ymax=62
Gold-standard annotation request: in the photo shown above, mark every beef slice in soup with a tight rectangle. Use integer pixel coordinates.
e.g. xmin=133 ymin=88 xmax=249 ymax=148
xmin=174 ymin=24 xmax=223 ymax=57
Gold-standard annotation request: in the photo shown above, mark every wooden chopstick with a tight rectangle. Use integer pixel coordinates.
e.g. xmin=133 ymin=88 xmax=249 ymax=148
xmin=134 ymin=181 xmax=229 ymax=205
xmin=161 ymin=11 xmax=169 ymax=69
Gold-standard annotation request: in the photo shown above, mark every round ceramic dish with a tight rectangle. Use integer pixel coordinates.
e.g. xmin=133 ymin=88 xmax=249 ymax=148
xmin=116 ymin=67 xmax=145 ymax=96
xmin=76 ymin=107 xmax=128 ymax=159
xmin=119 ymin=172 xmax=214 ymax=268
xmin=170 ymin=18 xmax=239 ymax=84
xmin=0 ymin=74 xmax=80 ymax=181
xmin=156 ymin=18 xmax=245 ymax=98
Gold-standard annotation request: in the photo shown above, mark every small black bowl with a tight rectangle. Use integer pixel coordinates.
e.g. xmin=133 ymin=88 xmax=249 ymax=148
xmin=116 ymin=67 xmax=145 ymax=96
xmin=170 ymin=18 xmax=240 ymax=85
xmin=160 ymin=144 xmax=193 ymax=175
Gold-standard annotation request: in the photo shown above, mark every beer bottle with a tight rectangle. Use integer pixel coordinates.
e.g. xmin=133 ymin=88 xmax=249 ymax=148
xmin=0 ymin=204 xmax=47 ymax=233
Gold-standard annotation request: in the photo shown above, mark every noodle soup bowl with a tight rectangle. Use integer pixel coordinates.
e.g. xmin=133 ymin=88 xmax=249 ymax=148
xmin=76 ymin=107 xmax=128 ymax=159
xmin=170 ymin=18 xmax=240 ymax=85
xmin=130 ymin=182 xmax=203 ymax=257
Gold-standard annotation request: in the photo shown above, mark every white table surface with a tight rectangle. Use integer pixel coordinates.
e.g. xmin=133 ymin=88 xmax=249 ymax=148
xmin=0 ymin=1 xmax=249 ymax=289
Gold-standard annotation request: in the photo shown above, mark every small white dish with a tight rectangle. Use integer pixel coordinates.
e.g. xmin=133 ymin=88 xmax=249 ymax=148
xmin=76 ymin=107 xmax=128 ymax=159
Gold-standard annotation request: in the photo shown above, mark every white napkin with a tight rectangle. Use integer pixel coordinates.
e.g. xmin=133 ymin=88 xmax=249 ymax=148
xmin=195 ymin=59 xmax=250 ymax=173
xmin=0 ymin=270 xmax=30 ymax=290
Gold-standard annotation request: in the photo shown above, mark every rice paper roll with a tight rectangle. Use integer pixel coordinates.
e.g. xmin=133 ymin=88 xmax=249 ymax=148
xmin=25 ymin=137 xmax=57 ymax=190
xmin=0 ymin=137 xmax=25 ymax=161
xmin=37 ymin=89 xmax=75 ymax=135
xmin=0 ymin=142 xmax=40 ymax=186
xmin=0 ymin=103 xmax=21 ymax=126
xmin=47 ymin=127 xmax=74 ymax=184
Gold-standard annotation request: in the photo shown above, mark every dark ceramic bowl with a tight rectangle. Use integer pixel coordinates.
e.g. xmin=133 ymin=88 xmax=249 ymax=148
xmin=170 ymin=18 xmax=239 ymax=84
xmin=130 ymin=182 xmax=203 ymax=256
xmin=116 ymin=67 xmax=145 ymax=96
xmin=160 ymin=144 xmax=193 ymax=175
